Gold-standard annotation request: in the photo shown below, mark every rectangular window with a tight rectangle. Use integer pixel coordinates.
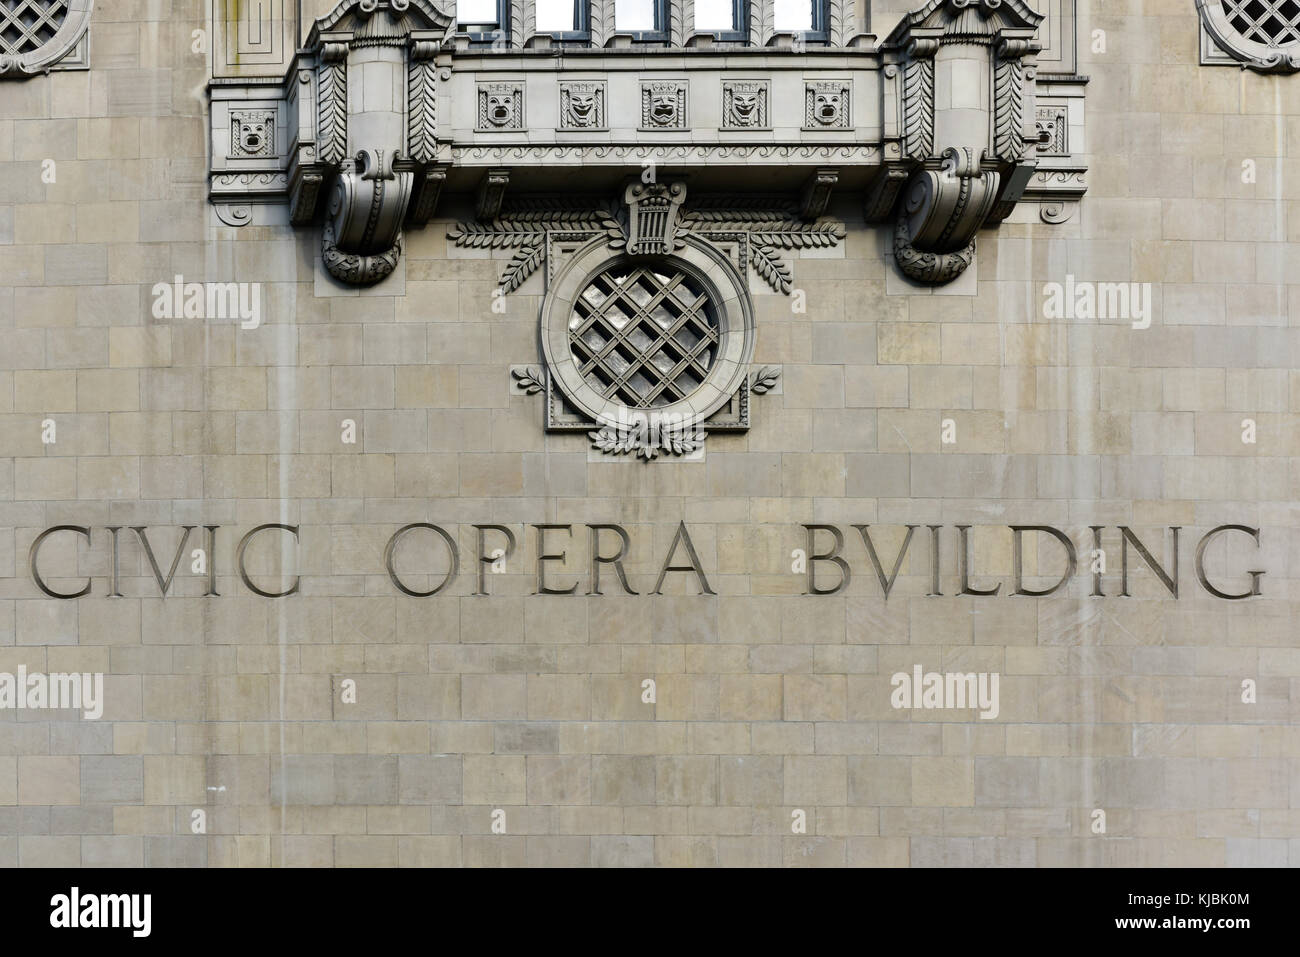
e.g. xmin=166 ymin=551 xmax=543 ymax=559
xmin=457 ymin=0 xmax=500 ymax=31
xmin=774 ymin=0 xmax=814 ymax=32
xmin=615 ymin=0 xmax=659 ymax=31
xmin=695 ymin=0 xmax=737 ymax=31
xmin=536 ymin=0 xmax=580 ymax=32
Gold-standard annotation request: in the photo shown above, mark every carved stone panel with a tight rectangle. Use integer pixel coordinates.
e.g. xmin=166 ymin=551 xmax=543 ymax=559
xmin=211 ymin=0 xmax=297 ymax=79
xmin=560 ymin=81 xmax=606 ymax=130
xmin=478 ymin=81 xmax=525 ymax=130
xmin=1034 ymin=105 xmax=1067 ymax=156
xmin=804 ymin=81 xmax=850 ymax=130
xmin=229 ymin=109 xmax=276 ymax=158
xmin=641 ymin=81 xmax=688 ymax=130
xmin=447 ymin=185 xmax=845 ymax=457
xmin=722 ymin=80 xmax=769 ymax=130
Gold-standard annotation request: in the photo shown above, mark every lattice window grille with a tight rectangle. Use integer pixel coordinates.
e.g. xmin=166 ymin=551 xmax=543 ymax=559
xmin=1220 ymin=0 xmax=1300 ymax=47
xmin=568 ymin=265 xmax=721 ymax=410
xmin=0 ymin=0 xmax=67 ymax=57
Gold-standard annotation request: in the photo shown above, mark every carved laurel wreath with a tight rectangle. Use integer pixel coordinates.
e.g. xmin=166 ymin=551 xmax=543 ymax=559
xmin=447 ymin=194 xmax=845 ymax=296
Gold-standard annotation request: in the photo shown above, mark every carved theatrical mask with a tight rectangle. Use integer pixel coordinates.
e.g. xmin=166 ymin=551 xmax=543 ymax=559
xmin=1034 ymin=107 xmax=1067 ymax=155
xmin=642 ymin=83 xmax=686 ymax=129
xmin=230 ymin=110 xmax=275 ymax=158
xmin=561 ymin=83 xmax=605 ymax=129
xmin=651 ymin=92 xmax=677 ymax=125
xmin=813 ymin=89 xmax=841 ymax=125
xmin=723 ymin=81 xmax=768 ymax=129
xmin=488 ymin=91 xmax=514 ymax=126
xmin=805 ymin=82 xmax=849 ymax=129
xmin=478 ymin=83 xmax=524 ymax=130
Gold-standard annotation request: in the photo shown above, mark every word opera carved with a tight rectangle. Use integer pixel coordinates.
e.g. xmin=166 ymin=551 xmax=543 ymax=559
xmin=207 ymin=0 xmax=1088 ymax=453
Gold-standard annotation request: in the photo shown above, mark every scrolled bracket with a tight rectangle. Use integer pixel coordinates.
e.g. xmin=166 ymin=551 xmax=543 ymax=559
xmin=892 ymin=146 xmax=1000 ymax=285
xmin=321 ymin=148 xmax=414 ymax=285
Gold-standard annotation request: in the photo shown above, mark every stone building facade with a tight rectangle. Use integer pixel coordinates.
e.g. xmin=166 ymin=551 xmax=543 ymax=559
xmin=0 ymin=0 xmax=1296 ymax=867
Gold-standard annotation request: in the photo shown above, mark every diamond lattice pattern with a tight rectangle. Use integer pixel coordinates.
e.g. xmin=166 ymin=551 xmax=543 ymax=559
xmin=1221 ymin=0 xmax=1300 ymax=47
xmin=0 ymin=0 xmax=67 ymax=56
xmin=569 ymin=265 xmax=720 ymax=410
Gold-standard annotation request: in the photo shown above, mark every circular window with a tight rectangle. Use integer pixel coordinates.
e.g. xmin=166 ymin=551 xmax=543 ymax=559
xmin=1200 ymin=0 xmax=1300 ymax=71
xmin=0 ymin=0 xmax=92 ymax=78
xmin=540 ymin=235 xmax=754 ymax=433
xmin=1221 ymin=0 xmax=1300 ymax=46
xmin=569 ymin=264 xmax=720 ymax=410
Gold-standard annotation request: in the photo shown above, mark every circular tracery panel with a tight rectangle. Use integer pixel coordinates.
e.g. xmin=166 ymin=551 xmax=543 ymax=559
xmin=1221 ymin=0 xmax=1300 ymax=46
xmin=540 ymin=236 xmax=754 ymax=431
xmin=569 ymin=264 xmax=720 ymax=410
xmin=1200 ymin=0 xmax=1300 ymax=71
xmin=0 ymin=0 xmax=67 ymax=57
xmin=0 ymin=0 xmax=91 ymax=77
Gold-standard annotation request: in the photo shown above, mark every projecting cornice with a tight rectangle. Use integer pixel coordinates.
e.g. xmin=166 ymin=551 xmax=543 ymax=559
xmin=206 ymin=0 xmax=1087 ymax=285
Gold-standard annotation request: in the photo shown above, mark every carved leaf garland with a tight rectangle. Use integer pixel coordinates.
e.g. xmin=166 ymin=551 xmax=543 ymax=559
xmin=407 ymin=62 xmax=437 ymax=164
xmin=750 ymin=244 xmax=794 ymax=293
xmin=448 ymin=199 xmax=618 ymax=291
xmin=828 ymin=0 xmax=855 ymax=46
xmin=499 ymin=243 xmax=545 ymax=293
xmin=317 ymin=60 xmax=347 ymax=166
xmin=903 ymin=59 xmax=934 ymax=159
xmin=589 ymin=422 xmax=708 ymax=459
xmin=511 ymin=366 xmax=545 ymax=394
xmin=749 ymin=0 xmax=774 ymax=47
xmin=590 ymin=0 xmax=613 ymax=47
xmin=749 ymin=366 xmax=781 ymax=394
xmin=680 ymin=206 xmax=845 ymax=293
xmin=451 ymin=196 xmax=845 ymax=296
xmin=994 ymin=58 xmax=1024 ymax=161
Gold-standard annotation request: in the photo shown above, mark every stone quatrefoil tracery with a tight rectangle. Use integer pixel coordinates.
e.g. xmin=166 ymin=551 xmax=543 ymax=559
xmin=1221 ymin=0 xmax=1300 ymax=46
xmin=569 ymin=265 xmax=719 ymax=410
xmin=0 ymin=0 xmax=65 ymax=56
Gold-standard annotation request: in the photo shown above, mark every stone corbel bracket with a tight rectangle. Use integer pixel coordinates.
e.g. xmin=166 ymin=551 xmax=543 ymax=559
xmin=208 ymin=0 xmax=454 ymax=284
xmin=870 ymin=0 xmax=1071 ymax=284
